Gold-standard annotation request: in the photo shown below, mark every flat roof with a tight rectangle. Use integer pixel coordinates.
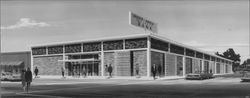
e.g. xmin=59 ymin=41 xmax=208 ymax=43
xmin=1 ymin=51 xmax=31 ymax=55
xmin=31 ymin=33 xmax=233 ymax=62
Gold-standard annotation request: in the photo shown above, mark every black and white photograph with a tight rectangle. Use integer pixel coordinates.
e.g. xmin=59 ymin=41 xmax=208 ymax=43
xmin=0 ymin=0 xmax=249 ymax=98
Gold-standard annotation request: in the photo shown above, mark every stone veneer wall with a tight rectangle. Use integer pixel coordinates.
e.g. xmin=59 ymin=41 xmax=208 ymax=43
xmin=209 ymin=62 xmax=215 ymax=73
xmin=166 ymin=54 xmax=176 ymax=76
xmin=33 ymin=55 xmax=63 ymax=75
xmin=115 ymin=51 xmax=131 ymax=76
xmin=192 ymin=59 xmax=196 ymax=73
xmin=104 ymin=51 xmax=147 ymax=76
xmin=193 ymin=59 xmax=200 ymax=73
xmin=185 ymin=57 xmax=192 ymax=74
xmin=220 ymin=63 xmax=224 ymax=74
xmin=133 ymin=50 xmax=147 ymax=76
xmin=104 ymin=52 xmax=115 ymax=76
xmin=176 ymin=56 xmax=183 ymax=76
xmin=216 ymin=63 xmax=220 ymax=74
xmin=211 ymin=62 xmax=216 ymax=74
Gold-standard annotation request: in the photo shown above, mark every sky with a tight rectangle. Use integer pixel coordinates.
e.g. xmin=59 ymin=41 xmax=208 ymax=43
xmin=1 ymin=0 xmax=249 ymax=63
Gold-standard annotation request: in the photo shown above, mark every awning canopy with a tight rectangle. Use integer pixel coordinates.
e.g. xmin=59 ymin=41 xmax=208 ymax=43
xmin=0 ymin=61 xmax=24 ymax=66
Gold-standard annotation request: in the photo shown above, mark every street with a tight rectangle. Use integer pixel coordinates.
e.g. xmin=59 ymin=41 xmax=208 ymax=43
xmin=1 ymin=77 xmax=250 ymax=98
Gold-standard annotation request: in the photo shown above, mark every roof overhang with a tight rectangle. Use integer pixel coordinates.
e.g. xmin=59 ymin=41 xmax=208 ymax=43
xmin=0 ymin=61 xmax=24 ymax=66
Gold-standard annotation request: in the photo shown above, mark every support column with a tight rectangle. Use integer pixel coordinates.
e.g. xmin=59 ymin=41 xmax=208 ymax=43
xmin=183 ymin=57 xmax=186 ymax=76
xmin=231 ymin=63 xmax=233 ymax=73
xmin=62 ymin=45 xmax=65 ymax=68
xmin=101 ymin=42 xmax=104 ymax=76
xmin=147 ymin=36 xmax=151 ymax=77
xmin=214 ymin=62 xmax=217 ymax=74
xmin=30 ymin=51 xmax=34 ymax=73
xmin=101 ymin=52 xmax=104 ymax=76
xmin=223 ymin=63 xmax=226 ymax=74
xmin=201 ymin=60 xmax=204 ymax=72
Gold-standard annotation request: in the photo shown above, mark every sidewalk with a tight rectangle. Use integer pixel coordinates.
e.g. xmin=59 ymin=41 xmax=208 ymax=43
xmin=37 ymin=75 xmax=185 ymax=80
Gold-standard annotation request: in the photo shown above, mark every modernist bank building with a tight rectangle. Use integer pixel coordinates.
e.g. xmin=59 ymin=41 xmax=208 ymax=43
xmin=31 ymin=33 xmax=233 ymax=77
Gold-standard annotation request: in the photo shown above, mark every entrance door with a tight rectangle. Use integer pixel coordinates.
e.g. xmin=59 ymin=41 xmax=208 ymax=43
xmin=66 ymin=61 xmax=100 ymax=77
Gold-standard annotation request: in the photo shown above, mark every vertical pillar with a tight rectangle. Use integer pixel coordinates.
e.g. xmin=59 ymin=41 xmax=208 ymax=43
xmin=201 ymin=60 xmax=204 ymax=72
xmin=62 ymin=45 xmax=65 ymax=64
xmin=231 ymin=63 xmax=233 ymax=73
xmin=175 ymin=56 xmax=177 ymax=75
xmin=214 ymin=62 xmax=217 ymax=74
xmin=123 ymin=39 xmax=125 ymax=50
xmin=46 ymin=46 xmax=48 ymax=55
xmin=224 ymin=63 xmax=226 ymax=74
xmin=183 ymin=56 xmax=186 ymax=76
xmin=147 ymin=36 xmax=151 ymax=77
xmin=30 ymin=51 xmax=34 ymax=73
xmin=223 ymin=62 xmax=227 ymax=74
xmin=101 ymin=41 xmax=104 ymax=76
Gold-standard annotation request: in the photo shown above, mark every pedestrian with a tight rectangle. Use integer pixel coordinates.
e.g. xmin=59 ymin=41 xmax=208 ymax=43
xmin=82 ymin=67 xmax=86 ymax=78
xmin=21 ymin=69 xmax=26 ymax=92
xmin=135 ymin=64 xmax=140 ymax=78
xmin=105 ymin=65 xmax=108 ymax=78
xmin=73 ymin=66 xmax=77 ymax=78
xmin=77 ymin=66 xmax=80 ymax=78
xmin=108 ymin=64 xmax=113 ymax=78
xmin=25 ymin=67 xmax=33 ymax=93
xmin=61 ymin=67 xmax=65 ymax=78
xmin=158 ymin=65 xmax=162 ymax=77
xmin=34 ymin=66 xmax=39 ymax=78
xmin=151 ymin=64 xmax=157 ymax=80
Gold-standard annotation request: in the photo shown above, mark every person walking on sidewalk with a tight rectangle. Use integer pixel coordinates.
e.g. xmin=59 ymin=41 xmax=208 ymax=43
xmin=25 ymin=67 xmax=33 ymax=93
xmin=82 ymin=67 xmax=87 ymax=78
xmin=34 ymin=66 xmax=39 ymax=78
xmin=105 ymin=65 xmax=108 ymax=78
xmin=61 ymin=67 xmax=65 ymax=78
xmin=135 ymin=64 xmax=140 ymax=78
xmin=151 ymin=64 xmax=157 ymax=80
xmin=108 ymin=64 xmax=113 ymax=79
xmin=21 ymin=69 xmax=26 ymax=92
xmin=158 ymin=65 xmax=162 ymax=77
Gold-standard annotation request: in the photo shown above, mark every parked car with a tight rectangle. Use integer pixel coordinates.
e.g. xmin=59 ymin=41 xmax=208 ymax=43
xmin=1 ymin=72 xmax=12 ymax=81
xmin=186 ymin=72 xmax=213 ymax=80
xmin=1 ymin=72 xmax=21 ymax=81
xmin=241 ymin=71 xmax=250 ymax=82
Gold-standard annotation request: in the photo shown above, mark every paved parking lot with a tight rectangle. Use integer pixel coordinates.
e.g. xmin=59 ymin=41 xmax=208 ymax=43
xmin=1 ymin=77 xmax=250 ymax=98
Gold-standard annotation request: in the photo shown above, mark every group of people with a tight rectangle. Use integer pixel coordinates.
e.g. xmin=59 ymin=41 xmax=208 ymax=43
xmin=104 ymin=64 xmax=161 ymax=80
xmin=67 ymin=67 xmax=89 ymax=78
xmin=21 ymin=66 xmax=40 ymax=93
xmin=21 ymin=67 xmax=33 ymax=93
xmin=151 ymin=64 xmax=162 ymax=80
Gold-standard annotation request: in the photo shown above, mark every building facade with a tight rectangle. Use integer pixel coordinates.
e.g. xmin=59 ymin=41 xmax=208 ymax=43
xmin=0 ymin=51 xmax=31 ymax=74
xmin=31 ymin=33 xmax=233 ymax=77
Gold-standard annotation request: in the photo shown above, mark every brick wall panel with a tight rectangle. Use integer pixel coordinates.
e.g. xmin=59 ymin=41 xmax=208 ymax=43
xmin=133 ymin=51 xmax=147 ymax=76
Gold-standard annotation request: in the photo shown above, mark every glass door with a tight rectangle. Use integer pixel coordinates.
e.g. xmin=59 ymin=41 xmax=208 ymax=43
xmin=93 ymin=62 xmax=99 ymax=76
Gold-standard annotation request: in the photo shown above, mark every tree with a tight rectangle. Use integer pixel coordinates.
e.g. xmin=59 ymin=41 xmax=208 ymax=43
xmin=216 ymin=48 xmax=241 ymax=72
xmin=241 ymin=59 xmax=250 ymax=69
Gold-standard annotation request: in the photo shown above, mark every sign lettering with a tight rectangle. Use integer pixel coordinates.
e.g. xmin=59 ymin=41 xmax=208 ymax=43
xmin=129 ymin=12 xmax=157 ymax=33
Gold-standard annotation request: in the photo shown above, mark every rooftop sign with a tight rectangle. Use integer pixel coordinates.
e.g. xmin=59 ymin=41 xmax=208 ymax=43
xmin=129 ymin=11 xmax=158 ymax=33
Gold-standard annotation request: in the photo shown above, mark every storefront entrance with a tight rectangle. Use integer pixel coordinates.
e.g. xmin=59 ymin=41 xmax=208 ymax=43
xmin=66 ymin=61 xmax=100 ymax=77
xmin=64 ymin=53 xmax=101 ymax=77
